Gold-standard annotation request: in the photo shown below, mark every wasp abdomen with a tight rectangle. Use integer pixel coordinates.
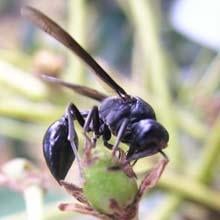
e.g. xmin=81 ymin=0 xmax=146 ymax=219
xmin=43 ymin=117 xmax=78 ymax=182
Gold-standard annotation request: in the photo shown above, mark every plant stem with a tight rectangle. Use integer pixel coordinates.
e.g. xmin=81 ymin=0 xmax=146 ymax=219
xmin=0 ymin=60 xmax=48 ymax=101
xmin=0 ymin=99 xmax=62 ymax=122
xmin=127 ymin=0 xmax=181 ymax=167
xmin=66 ymin=0 xmax=87 ymax=83
xmin=195 ymin=53 xmax=220 ymax=96
xmin=23 ymin=185 xmax=44 ymax=220
xmin=176 ymin=107 xmax=207 ymax=140
xmin=158 ymin=173 xmax=220 ymax=211
xmin=150 ymin=194 xmax=182 ymax=220
xmin=0 ymin=118 xmax=43 ymax=141
xmin=128 ymin=1 xmax=169 ymax=101
xmin=195 ymin=116 xmax=220 ymax=183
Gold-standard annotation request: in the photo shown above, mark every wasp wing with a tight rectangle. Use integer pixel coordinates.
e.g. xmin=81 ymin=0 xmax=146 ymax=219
xmin=21 ymin=6 xmax=128 ymax=98
xmin=41 ymin=75 xmax=107 ymax=102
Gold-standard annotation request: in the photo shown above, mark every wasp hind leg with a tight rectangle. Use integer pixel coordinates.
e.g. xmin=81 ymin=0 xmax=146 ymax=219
xmin=81 ymin=105 xmax=103 ymax=163
xmin=66 ymin=103 xmax=85 ymax=179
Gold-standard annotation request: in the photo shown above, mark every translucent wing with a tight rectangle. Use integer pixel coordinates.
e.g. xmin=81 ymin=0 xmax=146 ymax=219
xmin=21 ymin=6 xmax=128 ymax=98
xmin=42 ymin=75 xmax=107 ymax=101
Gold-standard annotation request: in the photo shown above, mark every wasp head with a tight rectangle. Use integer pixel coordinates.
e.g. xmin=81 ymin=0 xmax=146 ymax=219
xmin=127 ymin=119 xmax=169 ymax=161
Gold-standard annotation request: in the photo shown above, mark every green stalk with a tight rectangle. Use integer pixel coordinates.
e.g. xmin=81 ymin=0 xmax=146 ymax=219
xmin=195 ymin=116 xmax=220 ymax=183
xmin=128 ymin=1 xmax=169 ymax=102
xmin=127 ymin=0 xmax=181 ymax=167
xmin=0 ymin=60 xmax=48 ymax=101
xmin=0 ymin=118 xmax=43 ymax=141
xmin=195 ymin=53 xmax=220 ymax=96
xmin=158 ymin=173 xmax=220 ymax=211
xmin=66 ymin=0 xmax=87 ymax=83
xmin=0 ymin=49 xmax=31 ymax=69
xmin=176 ymin=107 xmax=207 ymax=140
xmin=150 ymin=195 xmax=182 ymax=220
xmin=23 ymin=185 xmax=44 ymax=220
xmin=0 ymin=99 xmax=61 ymax=122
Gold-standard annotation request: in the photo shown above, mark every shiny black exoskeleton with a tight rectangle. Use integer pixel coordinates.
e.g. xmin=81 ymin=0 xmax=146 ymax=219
xmin=22 ymin=6 xmax=169 ymax=182
xmin=99 ymin=96 xmax=169 ymax=161
xmin=43 ymin=115 xmax=78 ymax=182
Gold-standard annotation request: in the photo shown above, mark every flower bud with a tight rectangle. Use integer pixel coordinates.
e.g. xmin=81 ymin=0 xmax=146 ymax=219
xmin=83 ymin=156 xmax=138 ymax=215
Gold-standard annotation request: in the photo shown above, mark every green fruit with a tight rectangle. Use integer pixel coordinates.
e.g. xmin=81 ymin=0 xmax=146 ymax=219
xmin=83 ymin=157 xmax=138 ymax=215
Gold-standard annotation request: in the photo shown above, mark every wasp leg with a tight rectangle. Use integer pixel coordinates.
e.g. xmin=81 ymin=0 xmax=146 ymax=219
xmin=66 ymin=103 xmax=85 ymax=179
xmin=103 ymin=125 xmax=113 ymax=149
xmin=68 ymin=103 xmax=85 ymax=127
xmin=83 ymin=106 xmax=100 ymax=143
xmin=112 ymin=119 xmax=129 ymax=157
xmin=81 ymin=106 xmax=101 ymax=163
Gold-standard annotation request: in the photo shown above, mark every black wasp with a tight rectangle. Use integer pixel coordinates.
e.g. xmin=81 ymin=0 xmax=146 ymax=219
xmin=22 ymin=6 xmax=169 ymax=182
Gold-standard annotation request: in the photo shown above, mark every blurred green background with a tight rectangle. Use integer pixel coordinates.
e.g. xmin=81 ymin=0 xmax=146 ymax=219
xmin=0 ymin=0 xmax=219 ymax=219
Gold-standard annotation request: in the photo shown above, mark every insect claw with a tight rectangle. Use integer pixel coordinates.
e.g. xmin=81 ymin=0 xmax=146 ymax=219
xmin=159 ymin=150 xmax=169 ymax=161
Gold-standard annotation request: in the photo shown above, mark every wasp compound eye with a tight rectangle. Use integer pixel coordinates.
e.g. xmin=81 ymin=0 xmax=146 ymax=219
xmin=43 ymin=117 xmax=78 ymax=182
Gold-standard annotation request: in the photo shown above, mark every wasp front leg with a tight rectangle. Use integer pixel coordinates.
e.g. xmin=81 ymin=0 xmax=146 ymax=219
xmin=112 ymin=119 xmax=129 ymax=157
